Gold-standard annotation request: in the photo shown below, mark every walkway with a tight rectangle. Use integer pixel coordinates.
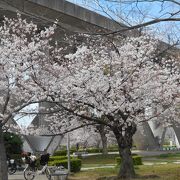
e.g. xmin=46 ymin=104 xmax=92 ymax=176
xmin=9 ymin=172 xmax=46 ymax=180
xmin=84 ymin=150 xmax=180 ymax=157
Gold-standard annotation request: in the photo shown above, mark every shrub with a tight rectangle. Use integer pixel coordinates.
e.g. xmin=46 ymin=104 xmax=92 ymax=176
xmin=70 ymin=148 xmax=77 ymax=154
xmin=69 ymin=146 xmax=77 ymax=154
xmin=107 ymin=145 xmax=119 ymax=152
xmin=53 ymin=150 xmax=67 ymax=156
xmin=158 ymin=153 xmax=180 ymax=158
xmin=86 ymin=148 xmax=103 ymax=153
xmin=116 ymin=155 xmax=142 ymax=166
xmin=133 ymin=156 xmax=142 ymax=165
xmin=49 ymin=158 xmax=81 ymax=172
xmin=49 ymin=156 xmax=67 ymax=162
xmin=3 ymin=132 xmax=23 ymax=155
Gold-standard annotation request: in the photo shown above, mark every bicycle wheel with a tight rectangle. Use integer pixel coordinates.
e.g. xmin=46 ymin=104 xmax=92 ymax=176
xmin=45 ymin=168 xmax=51 ymax=180
xmin=24 ymin=167 xmax=35 ymax=180
xmin=8 ymin=166 xmax=16 ymax=175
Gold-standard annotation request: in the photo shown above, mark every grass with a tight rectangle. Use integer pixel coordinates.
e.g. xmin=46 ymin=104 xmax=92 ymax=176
xmin=136 ymin=163 xmax=180 ymax=180
xmin=68 ymin=152 xmax=180 ymax=179
xmin=143 ymin=152 xmax=180 ymax=163
xmin=69 ymin=164 xmax=180 ymax=180
xmin=81 ymin=154 xmax=119 ymax=167
xmin=81 ymin=153 xmax=180 ymax=167
xmin=69 ymin=167 xmax=117 ymax=180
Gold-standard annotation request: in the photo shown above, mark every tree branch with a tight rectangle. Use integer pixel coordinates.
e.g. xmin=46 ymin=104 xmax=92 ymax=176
xmin=41 ymin=122 xmax=98 ymax=136
xmin=99 ymin=17 xmax=180 ymax=35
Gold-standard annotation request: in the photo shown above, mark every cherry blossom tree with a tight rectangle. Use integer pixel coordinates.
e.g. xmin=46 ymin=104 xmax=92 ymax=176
xmin=70 ymin=126 xmax=101 ymax=148
xmin=0 ymin=13 xmax=179 ymax=179
xmin=0 ymin=14 xmax=61 ymax=180
xmin=41 ymin=35 xmax=180 ymax=178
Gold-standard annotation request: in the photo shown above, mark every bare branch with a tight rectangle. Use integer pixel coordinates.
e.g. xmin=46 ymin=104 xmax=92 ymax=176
xmin=96 ymin=17 xmax=180 ymax=35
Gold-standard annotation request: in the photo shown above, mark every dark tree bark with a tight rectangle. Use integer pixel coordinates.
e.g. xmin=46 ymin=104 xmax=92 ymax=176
xmin=0 ymin=123 xmax=8 ymax=180
xmin=97 ymin=125 xmax=108 ymax=154
xmin=112 ymin=122 xmax=137 ymax=179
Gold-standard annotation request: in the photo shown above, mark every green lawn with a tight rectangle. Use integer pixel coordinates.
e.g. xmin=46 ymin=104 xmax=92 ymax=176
xmin=69 ymin=152 xmax=180 ymax=179
xmin=81 ymin=154 xmax=119 ymax=167
xmin=81 ymin=153 xmax=180 ymax=167
xmin=143 ymin=152 xmax=180 ymax=163
xmin=69 ymin=164 xmax=180 ymax=180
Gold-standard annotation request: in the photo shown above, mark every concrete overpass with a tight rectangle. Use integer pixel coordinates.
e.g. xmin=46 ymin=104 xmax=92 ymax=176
xmin=0 ymin=0 xmax=127 ymax=33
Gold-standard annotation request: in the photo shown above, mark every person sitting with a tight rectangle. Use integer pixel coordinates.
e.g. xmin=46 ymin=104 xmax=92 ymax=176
xmin=22 ymin=152 xmax=37 ymax=170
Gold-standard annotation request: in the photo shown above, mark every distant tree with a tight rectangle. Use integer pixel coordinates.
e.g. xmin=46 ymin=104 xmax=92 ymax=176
xmin=3 ymin=132 xmax=23 ymax=155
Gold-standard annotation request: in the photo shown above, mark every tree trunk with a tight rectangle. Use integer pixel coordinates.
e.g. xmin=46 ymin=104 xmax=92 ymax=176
xmin=97 ymin=125 xmax=108 ymax=154
xmin=113 ymin=122 xmax=137 ymax=179
xmin=118 ymin=146 xmax=135 ymax=178
xmin=0 ymin=124 xmax=8 ymax=180
xmin=99 ymin=125 xmax=108 ymax=155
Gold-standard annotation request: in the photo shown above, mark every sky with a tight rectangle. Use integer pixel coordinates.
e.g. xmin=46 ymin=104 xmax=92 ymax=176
xmin=67 ymin=0 xmax=180 ymax=43
xmin=14 ymin=103 xmax=39 ymax=128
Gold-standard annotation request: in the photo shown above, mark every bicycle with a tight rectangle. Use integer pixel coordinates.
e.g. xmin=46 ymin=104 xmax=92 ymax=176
xmin=24 ymin=163 xmax=51 ymax=180
xmin=7 ymin=159 xmax=17 ymax=175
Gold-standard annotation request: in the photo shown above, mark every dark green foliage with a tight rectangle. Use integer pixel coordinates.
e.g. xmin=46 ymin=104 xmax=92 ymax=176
xmin=48 ymin=156 xmax=81 ymax=172
xmin=107 ymin=145 xmax=119 ymax=152
xmin=116 ymin=156 xmax=142 ymax=166
xmin=55 ymin=159 xmax=81 ymax=172
xmin=133 ymin=156 xmax=142 ymax=165
xmin=86 ymin=148 xmax=103 ymax=153
xmin=158 ymin=153 xmax=180 ymax=158
xmin=49 ymin=156 xmax=67 ymax=161
xmin=3 ymin=132 xmax=23 ymax=155
xmin=53 ymin=150 xmax=67 ymax=156
xmin=116 ymin=157 xmax=122 ymax=165
xmin=70 ymin=148 xmax=77 ymax=154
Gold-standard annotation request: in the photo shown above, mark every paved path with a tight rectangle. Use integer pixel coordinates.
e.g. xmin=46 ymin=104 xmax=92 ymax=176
xmin=85 ymin=150 xmax=180 ymax=157
xmin=8 ymin=171 xmax=47 ymax=180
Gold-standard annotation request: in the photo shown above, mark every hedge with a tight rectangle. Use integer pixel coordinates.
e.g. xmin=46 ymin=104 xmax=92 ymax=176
xmin=49 ymin=156 xmax=67 ymax=162
xmin=107 ymin=145 xmax=119 ymax=152
xmin=48 ymin=158 xmax=81 ymax=172
xmin=53 ymin=150 xmax=67 ymax=156
xmin=86 ymin=148 xmax=103 ymax=153
xmin=116 ymin=156 xmax=142 ymax=166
